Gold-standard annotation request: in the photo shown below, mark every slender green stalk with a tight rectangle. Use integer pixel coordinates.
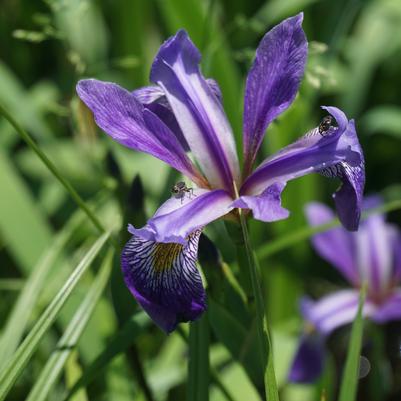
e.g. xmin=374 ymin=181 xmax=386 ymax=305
xmin=338 ymin=283 xmax=367 ymax=401
xmin=177 ymin=327 xmax=235 ymax=401
xmin=238 ymin=212 xmax=279 ymax=401
xmin=187 ymin=313 xmax=209 ymax=401
xmin=0 ymin=103 xmax=105 ymax=235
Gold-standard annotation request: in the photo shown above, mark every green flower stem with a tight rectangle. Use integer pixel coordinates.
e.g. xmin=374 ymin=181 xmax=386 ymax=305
xmin=237 ymin=211 xmax=279 ymax=401
xmin=177 ymin=327 xmax=235 ymax=401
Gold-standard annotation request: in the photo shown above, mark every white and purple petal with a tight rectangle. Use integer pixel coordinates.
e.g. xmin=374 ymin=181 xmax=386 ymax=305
xmin=355 ymin=214 xmax=395 ymax=294
xmin=305 ymin=203 xmax=359 ymax=285
xmin=130 ymin=188 xmax=234 ymax=245
xmin=243 ymin=13 xmax=307 ymax=173
xmin=232 ymin=182 xmax=289 ymax=222
xmin=371 ymin=290 xmax=401 ymax=324
xmin=301 ymin=290 xmax=375 ymax=335
xmin=150 ymin=30 xmax=240 ymax=192
xmin=287 ymin=333 xmax=325 ymax=383
xmin=239 ymin=107 xmax=365 ymax=230
xmin=121 ymin=231 xmax=205 ymax=333
xmin=76 ymin=79 xmax=205 ymax=186
xmin=132 ymin=79 xmax=223 ymax=152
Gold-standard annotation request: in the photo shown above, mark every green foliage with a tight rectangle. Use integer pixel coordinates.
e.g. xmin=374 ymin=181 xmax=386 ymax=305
xmin=0 ymin=0 xmax=401 ymax=400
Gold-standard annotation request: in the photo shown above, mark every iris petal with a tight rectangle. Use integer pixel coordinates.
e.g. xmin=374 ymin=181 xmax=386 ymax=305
xmin=288 ymin=334 xmax=325 ymax=383
xmin=243 ymin=13 xmax=307 ymax=173
xmin=240 ymin=107 xmax=365 ymax=230
xmin=130 ymin=189 xmax=234 ymax=245
xmin=150 ymin=29 xmax=240 ymax=192
xmin=76 ymin=79 xmax=205 ymax=185
xmin=306 ymin=202 xmax=359 ymax=285
xmin=121 ymin=231 xmax=205 ymax=333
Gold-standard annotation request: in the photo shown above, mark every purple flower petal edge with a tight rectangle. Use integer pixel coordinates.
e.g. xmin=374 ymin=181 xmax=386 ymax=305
xmin=243 ymin=13 xmax=307 ymax=173
xmin=121 ymin=231 xmax=205 ymax=333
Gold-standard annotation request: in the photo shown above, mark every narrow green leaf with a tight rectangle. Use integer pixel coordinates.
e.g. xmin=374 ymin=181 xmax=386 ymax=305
xmin=64 ymin=312 xmax=148 ymax=401
xmin=187 ymin=314 xmax=210 ymax=401
xmin=208 ymin=299 xmax=262 ymax=390
xmin=338 ymin=285 xmax=367 ymax=401
xmin=25 ymin=249 xmax=114 ymax=401
xmin=0 ymin=210 xmax=85 ymax=371
xmin=65 ymin=351 xmax=89 ymax=401
xmin=0 ymin=232 xmax=110 ymax=401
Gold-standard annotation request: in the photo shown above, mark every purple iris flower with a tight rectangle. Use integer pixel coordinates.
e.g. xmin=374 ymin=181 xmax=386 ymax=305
xmin=76 ymin=13 xmax=365 ymax=333
xmin=288 ymin=200 xmax=401 ymax=383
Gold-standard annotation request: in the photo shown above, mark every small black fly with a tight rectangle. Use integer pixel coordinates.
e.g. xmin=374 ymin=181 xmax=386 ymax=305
xmin=318 ymin=115 xmax=335 ymax=135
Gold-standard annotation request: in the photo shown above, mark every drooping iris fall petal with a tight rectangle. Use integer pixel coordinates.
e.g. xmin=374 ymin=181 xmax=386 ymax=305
xmin=121 ymin=231 xmax=205 ymax=333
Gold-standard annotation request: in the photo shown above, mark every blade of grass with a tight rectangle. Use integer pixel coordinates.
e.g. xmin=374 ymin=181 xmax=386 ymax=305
xmin=65 ymin=351 xmax=89 ymax=401
xmin=187 ymin=313 xmax=210 ymax=401
xmin=0 ymin=210 xmax=86 ymax=371
xmin=256 ymin=198 xmax=401 ymax=261
xmin=177 ymin=327 xmax=236 ymax=401
xmin=25 ymin=249 xmax=114 ymax=401
xmin=338 ymin=284 xmax=367 ymax=401
xmin=0 ymin=103 xmax=105 ymax=235
xmin=63 ymin=312 xmax=148 ymax=401
xmin=0 ymin=232 xmax=110 ymax=401
xmin=0 ymin=150 xmax=53 ymax=273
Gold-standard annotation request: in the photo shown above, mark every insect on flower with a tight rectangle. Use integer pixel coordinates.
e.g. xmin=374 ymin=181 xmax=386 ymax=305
xmin=171 ymin=181 xmax=194 ymax=203
xmin=77 ymin=13 xmax=365 ymax=333
xmin=318 ymin=115 xmax=335 ymax=135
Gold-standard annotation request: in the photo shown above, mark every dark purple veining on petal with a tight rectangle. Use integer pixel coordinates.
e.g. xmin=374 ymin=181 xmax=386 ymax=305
xmin=121 ymin=231 xmax=205 ymax=333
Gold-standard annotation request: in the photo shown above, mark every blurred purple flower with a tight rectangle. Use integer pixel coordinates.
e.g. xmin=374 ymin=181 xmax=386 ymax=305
xmin=288 ymin=200 xmax=401 ymax=383
xmin=76 ymin=14 xmax=365 ymax=332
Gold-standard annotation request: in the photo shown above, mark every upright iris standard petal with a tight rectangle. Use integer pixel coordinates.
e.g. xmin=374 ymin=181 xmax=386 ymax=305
xmin=76 ymin=79 xmax=205 ymax=186
xmin=355 ymin=214 xmax=394 ymax=294
xmin=121 ymin=231 xmax=205 ymax=333
xmin=288 ymin=334 xmax=325 ymax=383
xmin=243 ymin=13 xmax=307 ymax=173
xmin=239 ymin=107 xmax=364 ymax=230
xmin=129 ymin=189 xmax=234 ymax=245
xmin=306 ymin=203 xmax=359 ymax=285
xmin=150 ymin=30 xmax=240 ymax=192
xmin=133 ymin=79 xmax=223 ymax=152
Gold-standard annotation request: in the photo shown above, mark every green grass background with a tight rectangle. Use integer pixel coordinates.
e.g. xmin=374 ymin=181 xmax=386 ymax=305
xmin=1 ymin=0 xmax=401 ymax=400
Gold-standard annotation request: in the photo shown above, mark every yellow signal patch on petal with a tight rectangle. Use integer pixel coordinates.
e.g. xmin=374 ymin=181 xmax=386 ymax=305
xmin=152 ymin=242 xmax=183 ymax=272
